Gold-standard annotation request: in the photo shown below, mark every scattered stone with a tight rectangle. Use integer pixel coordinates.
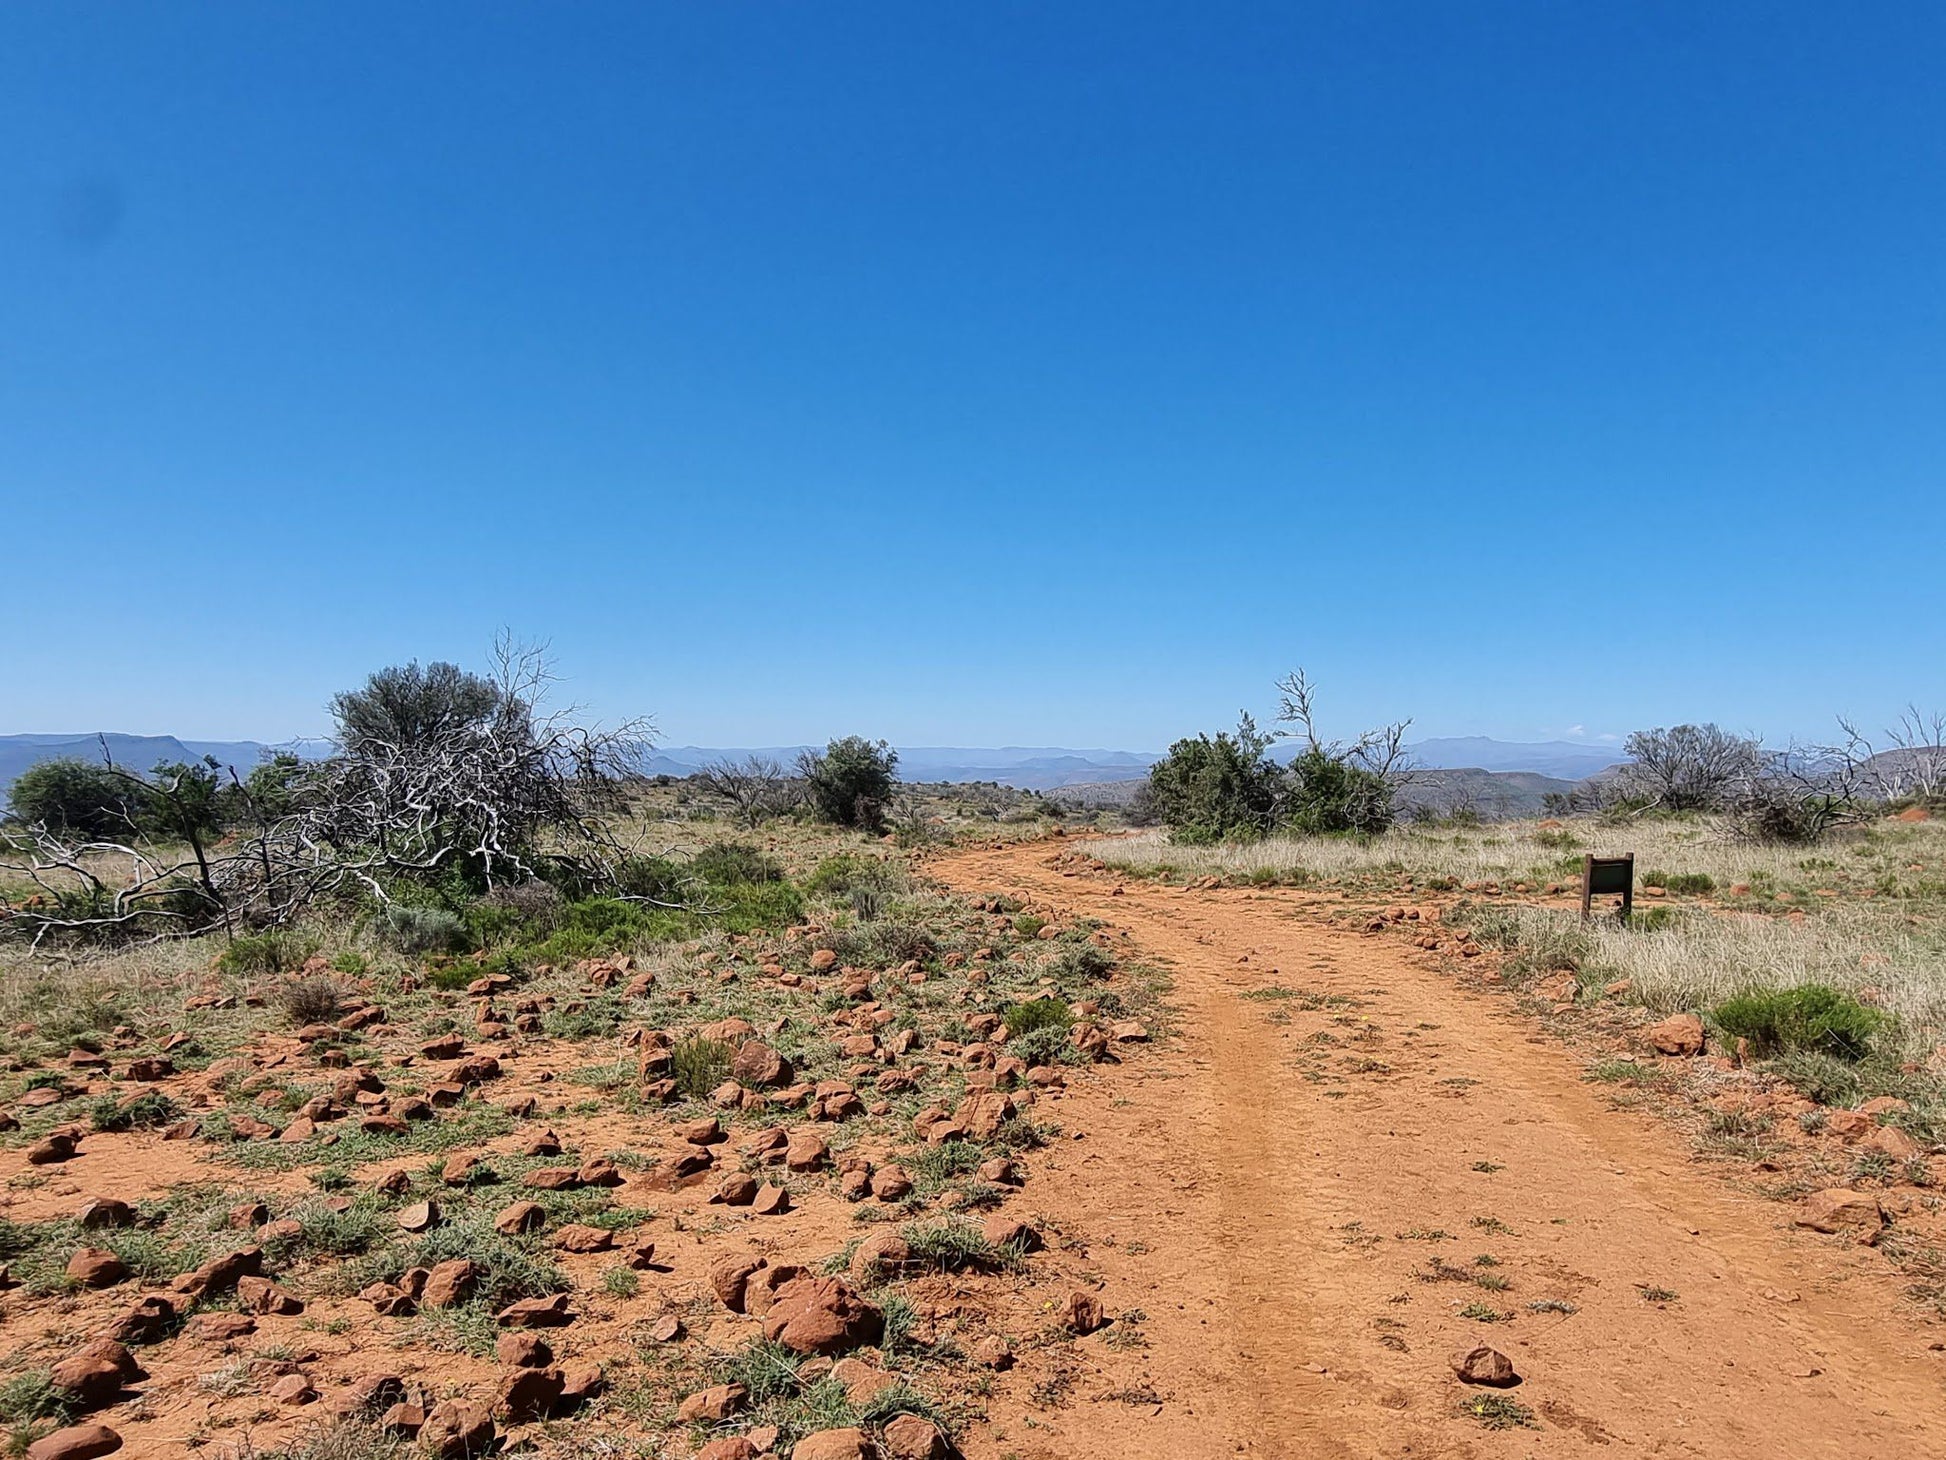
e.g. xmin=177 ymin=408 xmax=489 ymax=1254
xmin=497 ymin=1332 xmax=552 ymax=1368
xmin=711 ymin=1173 xmax=760 ymax=1206
xmin=66 ymin=1248 xmax=127 ymax=1289
xmin=1061 ymin=1289 xmax=1104 ymax=1334
xmin=237 ymin=1275 xmax=304 ymax=1315
xmin=1647 ymin=1013 xmax=1706 ymax=1057
xmin=396 ymin=1201 xmax=440 ymax=1233
xmin=499 ymin=1365 xmax=565 ymax=1421
xmin=752 ymin=1182 xmax=791 ymax=1216
xmin=495 ymin=1200 xmax=546 ymax=1235
xmin=417 ymin=1399 xmax=495 ymax=1460
xmin=791 ymin=1428 xmax=872 ymax=1460
xmin=24 ymin=1424 xmax=123 ymax=1460
xmin=850 ymin=1232 xmax=911 ymax=1280
xmin=268 ymin=1373 xmax=315 ymax=1405
xmin=677 ymin=1382 xmax=748 ymax=1423
xmin=76 ymin=1199 xmax=134 ymax=1230
xmin=185 ymin=1312 xmax=257 ymax=1343
xmin=1450 ymin=1344 xmax=1520 ymax=1387
xmin=882 ymin=1414 xmax=948 ymax=1460
xmin=497 ymin=1292 xmax=574 ymax=1327
xmin=761 ymin=1276 xmax=884 ymax=1354
xmin=421 ymin=1259 xmax=484 ymax=1308
xmin=173 ymin=1247 xmax=262 ymax=1299
xmin=870 ymin=1165 xmax=913 ymax=1201
xmin=1796 ymin=1189 xmax=1888 ymax=1244
xmin=554 ymin=1224 xmax=615 ymax=1253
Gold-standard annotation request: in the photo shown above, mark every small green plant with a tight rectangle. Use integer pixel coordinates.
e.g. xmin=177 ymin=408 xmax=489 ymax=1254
xmin=1463 ymin=1394 xmax=1538 ymax=1430
xmin=602 ymin=1265 xmax=640 ymax=1298
xmin=1002 ymin=997 xmax=1071 ymax=1039
xmin=1712 ymin=984 xmax=1885 ymax=1061
xmin=901 ymin=1217 xmax=1002 ymax=1272
xmin=670 ymin=1037 xmax=734 ymax=1099
xmin=91 ymin=1089 xmax=181 ymax=1132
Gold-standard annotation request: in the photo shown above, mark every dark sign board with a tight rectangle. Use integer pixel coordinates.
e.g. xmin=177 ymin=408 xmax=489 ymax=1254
xmin=1581 ymin=853 xmax=1634 ymax=920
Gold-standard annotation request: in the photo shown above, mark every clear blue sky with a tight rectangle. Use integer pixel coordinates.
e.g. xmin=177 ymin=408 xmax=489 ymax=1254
xmin=4 ymin=3 xmax=1942 ymax=751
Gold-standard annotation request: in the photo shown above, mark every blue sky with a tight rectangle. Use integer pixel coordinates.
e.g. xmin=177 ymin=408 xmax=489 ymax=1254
xmin=3 ymin=3 xmax=1942 ymax=751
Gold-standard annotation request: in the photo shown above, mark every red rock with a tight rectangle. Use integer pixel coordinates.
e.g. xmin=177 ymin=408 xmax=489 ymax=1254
xmin=494 ymin=1200 xmax=546 ymax=1235
xmin=185 ymin=1312 xmax=257 ymax=1342
xmin=524 ymin=1166 xmax=582 ymax=1191
xmin=785 ymin=1132 xmax=829 ymax=1172
xmin=711 ymin=1173 xmax=759 ymax=1206
xmin=237 ymin=1275 xmax=304 ymax=1315
xmin=558 ymin=1362 xmax=603 ymax=1407
xmin=1060 ymin=1289 xmax=1104 ymax=1334
xmin=268 ymin=1373 xmax=315 ymax=1405
xmin=983 ymin=1216 xmax=1042 ymax=1254
xmin=76 ymin=1199 xmax=134 ymax=1230
xmin=396 ymin=1200 xmax=440 ymax=1232
xmin=100 ymin=1294 xmax=175 ymax=1345
xmin=677 ymin=1116 xmax=725 ymax=1145
xmin=49 ymin=1344 xmax=135 ymax=1411
xmin=27 ymin=1133 xmax=79 ymax=1164
xmin=24 ymin=1425 xmax=122 ymax=1460
xmin=496 ymin=1331 xmax=552 ymax=1367
xmin=733 ymin=1040 xmax=793 ymax=1087
xmin=697 ymin=1441 xmax=760 ymax=1460
xmin=553 ymin=1224 xmax=615 ymax=1253
xmin=971 ymin=1335 xmax=1014 ymax=1369
xmin=676 ymin=1382 xmax=747 ymax=1422
xmin=1450 ymin=1344 xmax=1520 ymax=1386
xmin=752 ymin=1182 xmax=790 ymax=1215
xmin=418 ymin=1398 xmax=495 ymax=1460
xmin=760 ymin=1276 xmax=883 ymax=1354
xmin=791 ymin=1428 xmax=871 ymax=1460
xmin=496 ymin=1292 xmax=573 ymax=1327
xmin=1796 ymin=1189 xmax=1888 ymax=1243
xmin=808 ymin=949 xmax=839 ymax=972
xmin=870 ymin=1165 xmax=913 ymax=1201
xmin=710 ymin=1254 xmax=767 ymax=1311
xmin=173 ymin=1246 xmax=262 ymax=1299
xmin=66 ymin=1248 xmax=126 ymax=1289
xmin=498 ymin=1365 xmax=564 ymax=1421
xmin=883 ymin=1414 xmax=948 ymax=1460
xmin=421 ymin=1259 xmax=484 ymax=1308
xmin=1647 ymin=1013 xmax=1705 ymax=1056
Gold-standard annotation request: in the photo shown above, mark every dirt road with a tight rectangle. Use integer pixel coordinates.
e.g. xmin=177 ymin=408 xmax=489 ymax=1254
xmin=935 ymin=840 xmax=1945 ymax=1459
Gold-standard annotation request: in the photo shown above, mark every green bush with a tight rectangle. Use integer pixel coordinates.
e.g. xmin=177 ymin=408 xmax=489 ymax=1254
xmin=1712 ymin=984 xmax=1885 ymax=1061
xmin=691 ymin=841 xmax=785 ymax=886
xmin=804 ymin=854 xmax=882 ymax=896
xmin=799 ymin=737 xmax=899 ymax=831
xmin=216 ymin=931 xmax=309 ymax=976
xmin=5 ymin=758 xmax=145 ymax=839
xmin=1002 ymin=997 xmax=1071 ymax=1039
xmin=1145 ymin=717 xmax=1281 ymax=844
xmin=380 ymin=904 xmax=472 ymax=955
xmin=1282 ymin=744 xmax=1395 ymax=835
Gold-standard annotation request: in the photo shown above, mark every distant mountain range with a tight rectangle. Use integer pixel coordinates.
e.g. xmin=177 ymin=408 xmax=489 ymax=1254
xmin=0 ymin=733 xmax=292 ymax=792
xmin=2 ymin=732 xmax=1632 ymax=801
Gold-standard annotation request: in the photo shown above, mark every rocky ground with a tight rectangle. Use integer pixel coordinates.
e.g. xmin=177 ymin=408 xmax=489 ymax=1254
xmin=0 ymin=840 xmax=1162 ymax=1460
xmin=6 ymin=826 xmax=1945 ymax=1460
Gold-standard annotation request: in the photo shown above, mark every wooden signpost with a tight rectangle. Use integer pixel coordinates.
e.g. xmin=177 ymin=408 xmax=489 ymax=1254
xmin=1580 ymin=853 xmax=1634 ymax=921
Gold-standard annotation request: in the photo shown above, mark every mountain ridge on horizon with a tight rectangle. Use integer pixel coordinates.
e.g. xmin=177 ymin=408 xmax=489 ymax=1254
xmin=2 ymin=731 xmax=1632 ymax=796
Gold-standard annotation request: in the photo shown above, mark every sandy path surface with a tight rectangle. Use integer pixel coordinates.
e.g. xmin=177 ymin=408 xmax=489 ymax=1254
xmin=935 ymin=841 xmax=1945 ymax=1459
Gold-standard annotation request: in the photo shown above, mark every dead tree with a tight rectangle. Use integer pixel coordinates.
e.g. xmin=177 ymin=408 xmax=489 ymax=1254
xmin=696 ymin=755 xmax=799 ymax=828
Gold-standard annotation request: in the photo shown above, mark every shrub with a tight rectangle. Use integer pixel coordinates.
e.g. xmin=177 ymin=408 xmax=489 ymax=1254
xmin=217 ymin=931 xmax=308 ymax=976
xmin=91 ymin=1089 xmax=182 ymax=1132
xmin=1765 ymin=1050 xmax=1864 ymax=1107
xmin=5 ymin=758 xmax=146 ymax=839
xmin=1145 ymin=718 xmax=1281 ymax=844
xmin=690 ymin=841 xmax=785 ymax=886
xmin=1002 ymin=997 xmax=1071 ymax=1039
xmin=1282 ymin=745 xmax=1396 ymax=835
xmin=1712 ymin=984 xmax=1885 ymax=1061
xmin=798 ymin=737 xmax=900 ymax=831
xmin=279 ymin=976 xmax=347 ymax=1026
xmin=901 ymin=1217 xmax=1000 ymax=1272
xmin=671 ymin=1037 xmax=734 ymax=1098
xmin=803 ymin=855 xmax=888 ymax=897
xmin=380 ymin=904 xmax=472 ymax=956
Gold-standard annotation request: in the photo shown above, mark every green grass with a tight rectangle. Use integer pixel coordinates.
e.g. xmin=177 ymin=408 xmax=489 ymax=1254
xmin=1712 ymin=984 xmax=1885 ymax=1060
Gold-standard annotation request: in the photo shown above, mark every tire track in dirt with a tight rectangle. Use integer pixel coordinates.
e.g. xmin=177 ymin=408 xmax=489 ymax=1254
xmin=935 ymin=841 xmax=1945 ymax=1459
